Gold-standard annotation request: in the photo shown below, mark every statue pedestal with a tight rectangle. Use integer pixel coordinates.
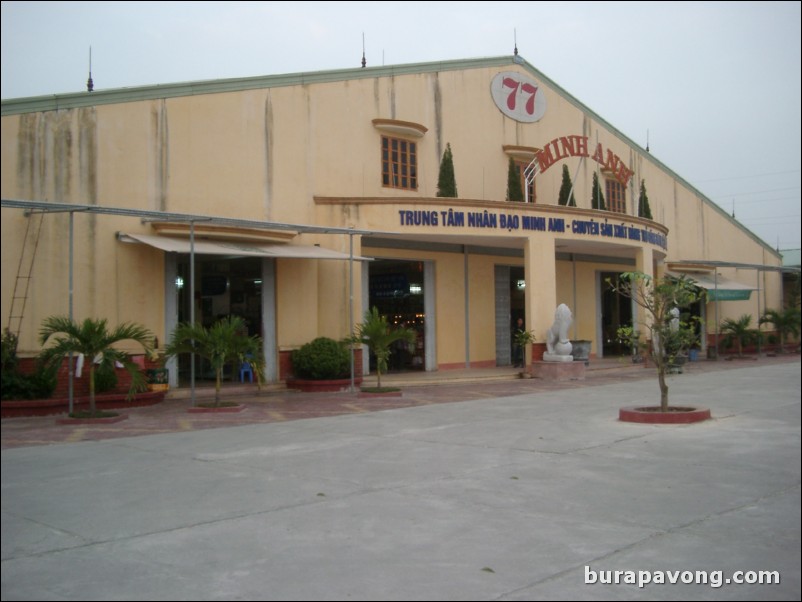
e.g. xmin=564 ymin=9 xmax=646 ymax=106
xmin=542 ymin=353 xmax=574 ymax=362
xmin=531 ymin=360 xmax=586 ymax=381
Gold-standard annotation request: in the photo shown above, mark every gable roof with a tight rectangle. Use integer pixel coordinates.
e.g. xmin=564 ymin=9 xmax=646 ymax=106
xmin=1 ymin=55 xmax=781 ymax=260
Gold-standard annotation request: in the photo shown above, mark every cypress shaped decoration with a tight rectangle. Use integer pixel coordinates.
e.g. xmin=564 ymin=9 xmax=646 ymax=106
xmin=436 ymin=143 xmax=458 ymax=197
xmin=591 ymin=171 xmax=606 ymax=210
xmin=638 ymin=179 xmax=653 ymax=219
xmin=506 ymin=157 xmax=524 ymax=202
xmin=558 ymin=164 xmax=576 ymax=206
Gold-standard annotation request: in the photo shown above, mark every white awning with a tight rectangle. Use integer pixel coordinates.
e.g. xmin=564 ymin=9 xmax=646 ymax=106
xmin=118 ymin=232 xmax=371 ymax=260
xmin=670 ymin=272 xmax=755 ymax=301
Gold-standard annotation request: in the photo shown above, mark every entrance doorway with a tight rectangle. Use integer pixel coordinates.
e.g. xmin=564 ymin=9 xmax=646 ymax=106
xmin=494 ymin=265 xmax=526 ymax=366
xmin=367 ymin=259 xmax=425 ymax=371
xmin=600 ymin=271 xmax=633 ymax=357
xmin=175 ymin=256 xmax=263 ymax=382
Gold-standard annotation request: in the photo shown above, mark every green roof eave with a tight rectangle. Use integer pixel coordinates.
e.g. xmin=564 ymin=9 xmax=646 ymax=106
xmin=1 ymin=56 xmax=515 ymax=116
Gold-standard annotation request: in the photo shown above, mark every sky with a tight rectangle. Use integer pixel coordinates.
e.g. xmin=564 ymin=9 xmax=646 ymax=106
xmin=2 ymin=1 xmax=800 ymax=253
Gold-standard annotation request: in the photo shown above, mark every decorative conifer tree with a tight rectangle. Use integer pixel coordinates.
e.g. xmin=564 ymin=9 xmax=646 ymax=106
xmin=591 ymin=171 xmax=606 ymax=210
xmin=436 ymin=143 xmax=458 ymax=197
xmin=558 ymin=164 xmax=576 ymax=206
xmin=638 ymin=179 xmax=653 ymax=219
xmin=506 ymin=157 xmax=524 ymax=202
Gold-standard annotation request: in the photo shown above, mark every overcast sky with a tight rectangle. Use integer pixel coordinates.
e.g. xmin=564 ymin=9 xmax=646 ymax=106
xmin=2 ymin=1 xmax=800 ymax=252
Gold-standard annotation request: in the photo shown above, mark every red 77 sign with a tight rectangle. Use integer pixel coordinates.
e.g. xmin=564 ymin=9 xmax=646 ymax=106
xmin=491 ymin=72 xmax=547 ymax=123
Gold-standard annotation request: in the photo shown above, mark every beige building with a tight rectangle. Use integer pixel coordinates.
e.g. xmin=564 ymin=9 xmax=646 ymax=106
xmin=1 ymin=56 xmax=784 ymax=385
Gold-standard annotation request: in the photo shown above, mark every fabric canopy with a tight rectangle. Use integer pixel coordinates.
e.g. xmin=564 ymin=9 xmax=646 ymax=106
xmin=118 ymin=232 xmax=371 ymax=261
xmin=673 ymin=272 xmax=755 ymax=301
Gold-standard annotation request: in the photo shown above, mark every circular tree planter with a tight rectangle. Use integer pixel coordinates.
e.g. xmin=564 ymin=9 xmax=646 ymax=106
xmin=287 ymin=378 xmax=362 ymax=393
xmin=619 ymin=406 xmax=711 ymax=424
xmin=56 ymin=413 xmax=129 ymax=425
xmin=187 ymin=404 xmax=246 ymax=413
xmin=358 ymin=388 xmax=403 ymax=398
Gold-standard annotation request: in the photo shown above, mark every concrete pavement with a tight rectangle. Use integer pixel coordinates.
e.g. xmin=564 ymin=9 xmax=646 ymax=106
xmin=1 ymin=358 xmax=800 ymax=600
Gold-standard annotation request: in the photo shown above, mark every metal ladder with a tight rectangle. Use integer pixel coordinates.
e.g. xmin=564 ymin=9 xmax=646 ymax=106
xmin=6 ymin=211 xmax=45 ymax=341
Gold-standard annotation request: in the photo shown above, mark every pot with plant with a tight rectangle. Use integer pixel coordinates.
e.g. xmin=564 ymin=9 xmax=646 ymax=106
xmin=513 ymin=327 xmax=537 ymax=377
xmin=165 ymin=315 xmax=263 ymax=408
xmin=616 ymin=325 xmax=644 ymax=364
xmin=288 ymin=336 xmax=359 ymax=392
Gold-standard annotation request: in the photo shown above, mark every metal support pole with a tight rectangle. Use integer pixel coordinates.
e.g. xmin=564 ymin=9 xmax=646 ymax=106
xmin=68 ymin=211 xmax=75 ymax=414
xmin=714 ymin=271 xmax=719 ymax=360
xmin=756 ymin=270 xmax=762 ymax=355
xmin=349 ymin=232 xmax=355 ymax=392
xmin=190 ymin=220 xmax=196 ymax=406
xmin=464 ymin=246 xmax=470 ymax=368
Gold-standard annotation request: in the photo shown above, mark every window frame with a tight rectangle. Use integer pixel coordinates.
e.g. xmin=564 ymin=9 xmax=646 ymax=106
xmin=381 ymin=135 xmax=418 ymax=191
xmin=605 ymin=178 xmax=626 ymax=214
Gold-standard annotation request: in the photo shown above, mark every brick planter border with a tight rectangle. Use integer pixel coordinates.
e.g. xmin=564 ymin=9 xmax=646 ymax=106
xmin=619 ymin=406 xmax=712 ymax=424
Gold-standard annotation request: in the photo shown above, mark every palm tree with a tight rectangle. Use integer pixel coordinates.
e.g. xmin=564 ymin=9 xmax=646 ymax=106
xmin=352 ymin=307 xmax=416 ymax=389
xmin=39 ymin=316 xmax=154 ymax=414
xmin=165 ymin=316 xmax=264 ymax=406
xmin=760 ymin=307 xmax=801 ymax=353
xmin=720 ymin=314 xmax=757 ymax=357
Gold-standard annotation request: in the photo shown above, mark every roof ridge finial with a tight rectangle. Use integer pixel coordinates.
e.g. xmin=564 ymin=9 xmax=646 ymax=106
xmin=361 ymin=33 xmax=366 ymax=68
xmin=87 ymin=45 xmax=94 ymax=92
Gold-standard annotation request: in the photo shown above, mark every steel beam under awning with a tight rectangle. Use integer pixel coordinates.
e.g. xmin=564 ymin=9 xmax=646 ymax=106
xmin=672 ymin=272 xmax=755 ymax=301
xmin=118 ymin=232 xmax=372 ymax=261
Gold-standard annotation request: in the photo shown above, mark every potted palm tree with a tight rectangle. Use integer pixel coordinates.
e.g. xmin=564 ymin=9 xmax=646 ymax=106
xmin=720 ymin=314 xmax=759 ymax=358
xmin=351 ymin=307 xmax=416 ymax=392
xmin=38 ymin=316 xmax=154 ymax=417
xmin=513 ymin=327 xmax=536 ymax=376
xmin=165 ymin=316 xmax=264 ymax=408
xmin=760 ymin=307 xmax=801 ymax=354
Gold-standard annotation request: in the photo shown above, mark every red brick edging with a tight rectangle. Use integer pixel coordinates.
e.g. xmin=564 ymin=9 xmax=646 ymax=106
xmin=55 ymin=414 xmax=129 ymax=425
xmin=1 ymin=391 xmax=166 ymax=418
xmin=186 ymin=404 xmax=246 ymax=413
xmin=619 ymin=406 xmax=712 ymax=424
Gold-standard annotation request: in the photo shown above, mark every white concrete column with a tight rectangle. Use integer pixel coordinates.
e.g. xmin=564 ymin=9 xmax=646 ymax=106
xmin=262 ymin=258 xmax=277 ymax=382
xmin=163 ymin=253 xmax=178 ymax=388
xmin=524 ymin=237 xmax=557 ymax=359
xmin=632 ymin=246 xmax=655 ymax=330
xmin=634 ymin=246 xmax=654 ymax=278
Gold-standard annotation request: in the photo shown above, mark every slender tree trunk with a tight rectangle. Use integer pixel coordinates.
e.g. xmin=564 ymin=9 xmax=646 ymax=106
xmin=658 ymin=365 xmax=669 ymax=412
xmin=89 ymin=364 xmax=96 ymax=414
xmin=215 ymin=368 xmax=222 ymax=406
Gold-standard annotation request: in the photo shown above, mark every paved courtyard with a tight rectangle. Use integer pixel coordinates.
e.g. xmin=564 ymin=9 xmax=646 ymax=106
xmin=2 ymin=357 xmax=800 ymax=600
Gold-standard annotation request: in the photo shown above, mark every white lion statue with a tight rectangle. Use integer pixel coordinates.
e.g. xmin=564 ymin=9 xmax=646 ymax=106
xmin=545 ymin=303 xmax=573 ymax=359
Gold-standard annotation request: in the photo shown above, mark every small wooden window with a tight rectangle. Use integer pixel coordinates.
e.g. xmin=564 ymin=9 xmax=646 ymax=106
xmin=381 ymin=136 xmax=418 ymax=190
xmin=605 ymin=179 xmax=626 ymax=213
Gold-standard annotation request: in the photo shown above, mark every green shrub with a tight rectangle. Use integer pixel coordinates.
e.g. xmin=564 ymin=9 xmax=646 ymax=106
xmin=94 ymin=363 xmax=119 ymax=393
xmin=2 ymin=330 xmax=19 ymax=372
xmin=292 ymin=337 xmax=350 ymax=380
xmin=1 ymin=330 xmax=57 ymax=400
xmin=1 ymin=364 xmax=57 ymax=400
